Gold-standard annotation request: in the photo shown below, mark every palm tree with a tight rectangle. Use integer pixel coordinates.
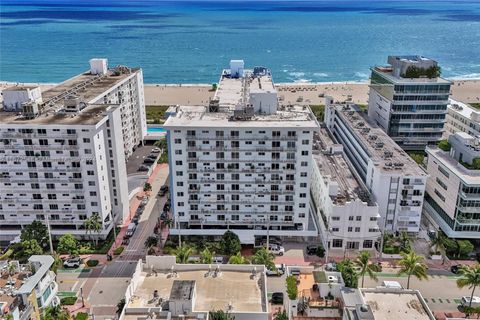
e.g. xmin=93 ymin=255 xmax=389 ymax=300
xmin=7 ymin=262 xmax=16 ymax=284
xmin=397 ymin=251 xmax=428 ymax=289
xmin=274 ymin=310 xmax=288 ymax=320
xmin=144 ymin=236 xmax=158 ymax=249
xmin=116 ymin=298 xmax=126 ymax=316
xmin=457 ymin=264 xmax=480 ymax=308
xmin=399 ymin=231 xmax=412 ymax=253
xmin=43 ymin=305 xmax=70 ymax=320
xmin=200 ymin=248 xmax=214 ymax=264
xmin=143 ymin=182 xmax=152 ymax=197
xmin=354 ymin=251 xmax=378 ymax=287
xmin=83 ymin=213 xmax=102 ymax=246
xmin=251 ymin=248 xmax=275 ymax=270
xmin=228 ymin=252 xmax=249 ymax=264
xmin=430 ymin=231 xmax=448 ymax=265
xmin=175 ymin=246 xmax=193 ymax=264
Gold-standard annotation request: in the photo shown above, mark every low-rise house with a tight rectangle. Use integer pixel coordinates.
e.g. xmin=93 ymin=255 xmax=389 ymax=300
xmin=0 ymin=255 xmax=59 ymax=320
xmin=120 ymin=256 xmax=269 ymax=320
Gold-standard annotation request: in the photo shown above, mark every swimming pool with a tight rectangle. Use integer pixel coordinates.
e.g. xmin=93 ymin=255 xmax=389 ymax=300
xmin=147 ymin=127 xmax=166 ymax=134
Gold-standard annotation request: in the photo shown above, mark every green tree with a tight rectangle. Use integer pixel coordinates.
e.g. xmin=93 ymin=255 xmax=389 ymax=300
xmin=437 ymin=139 xmax=451 ymax=152
xmin=116 ymin=298 xmax=126 ymax=316
xmin=430 ymin=231 xmax=448 ymax=264
xmin=228 ymin=252 xmax=249 ymax=264
xmin=337 ymin=259 xmax=359 ymax=288
xmin=220 ymin=231 xmax=241 ymax=256
xmin=274 ymin=310 xmax=288 ymax=320
xmin=144 ymin=236 xmax=158 ymax=249
xmin=354 ymin=251 xmax=378 ymax=287
xmin=21 ymin=221 xmax=49 ymax=249
xmin=397 ymin=251 xmax=428 ymax=289
xmin=457 ymin=265 xmax=480 ymax=308
xmin=22 ymin=239 xmax=43 ymax=256
xmin=143 ymin=182 xmax=152 ymax=195
xmin=200 ymin=248 xmax=214 ymax=264
xmin=83 ymin=213 xmax=102 ymax=246
xmin=251 ymin=248 xmax=275 ymax=270
xmin=43 ymin=305 xmax=70 ymax=320
xmin=57 ymin=234 xmax=78 ymax=256
xmin=286 ymin=275 xmax=298 ymax=300
xmin=175 ymin=246 xmax=193 ymax=264
xmin=208 ymin=310 xmax=235 ymax=320
xmin=399 ymin=231 xmax=412 ymax=253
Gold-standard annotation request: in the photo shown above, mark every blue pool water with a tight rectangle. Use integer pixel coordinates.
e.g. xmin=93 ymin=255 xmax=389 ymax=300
xmin=147 ymin=127 xmax=166 ymax=134
xmin=1 ymin=1 xmax=480 ymax=83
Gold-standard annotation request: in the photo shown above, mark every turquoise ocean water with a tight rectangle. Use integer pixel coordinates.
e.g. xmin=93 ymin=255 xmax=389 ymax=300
xmin=1 ymin=0 xmax=480 ymax=83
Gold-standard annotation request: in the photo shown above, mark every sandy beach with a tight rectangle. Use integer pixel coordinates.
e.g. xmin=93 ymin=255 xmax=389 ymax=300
xmin=143 ymin=79 xmax=480 ymax=106
xmin=2 ymin=79 xmax=479 ymax=107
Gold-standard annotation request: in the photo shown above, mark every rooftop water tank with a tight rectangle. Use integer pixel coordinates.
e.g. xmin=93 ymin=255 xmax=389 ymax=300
xmin=89 ymin=58 xmax=108 ymax=75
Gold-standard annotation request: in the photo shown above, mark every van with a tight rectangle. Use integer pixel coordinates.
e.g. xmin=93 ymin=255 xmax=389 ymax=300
xmin=125 ymin=223 xmax=137 ymax=238
xmin=461 ymin=296 xmax=480 ymax=308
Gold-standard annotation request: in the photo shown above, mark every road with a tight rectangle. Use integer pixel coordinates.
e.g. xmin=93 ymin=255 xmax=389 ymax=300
xmin=86 ymin=164 xmax=169 ymax=318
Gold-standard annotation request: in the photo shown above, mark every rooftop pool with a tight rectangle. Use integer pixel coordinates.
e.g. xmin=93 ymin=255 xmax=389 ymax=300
xmin=147 ymin=127 xmax=166 ymax=134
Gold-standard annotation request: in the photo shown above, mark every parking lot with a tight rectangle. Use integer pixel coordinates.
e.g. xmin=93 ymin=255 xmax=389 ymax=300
xmin=126 ymin=144 xmax=161 ymax=175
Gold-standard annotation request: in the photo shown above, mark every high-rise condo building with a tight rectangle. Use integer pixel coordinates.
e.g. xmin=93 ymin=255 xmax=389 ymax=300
xmin=324 ymin=97 xmax=427 ymax=234
xmin=0 ymin=59 xmax=146 ymax=243
xmin=424 ymin=132 xmax=480 ymax=239
xmin=444 ymin=99 xmax=480 ymax=139
xmin=163 ymin=60 xmax=319 ymax=244
xmin=310 ymin=128 xmax=381 ymax=252
xmin=368 ymin=55 xmax=451 ymax=151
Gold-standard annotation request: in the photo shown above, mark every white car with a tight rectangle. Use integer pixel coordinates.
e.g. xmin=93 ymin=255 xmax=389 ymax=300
xmin=462 ymin=296 xmax=480 ymax=308
xmin=63 ymin=257 xmax=81 ymax=268
xmin=267 ymin=244 xmax=285 ymax=256
xmin=151 ymin=148 xmax=161 ymax=153
xmin=213 ymin=256 xmax=224 ymax=264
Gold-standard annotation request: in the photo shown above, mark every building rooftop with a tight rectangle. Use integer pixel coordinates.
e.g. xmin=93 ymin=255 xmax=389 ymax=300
xmin=426 ymin=147 xmax=480 ymax=184
xmin=127 ymin=269 xmax=266 ymax=313
xmin=163 ymin=104 xmax=319 ymax=128
xmin=2 ymin=85 xmax=39 ymax=91
xmin=448 ymin=99 xmax=480 ymax=123
xmin=0 ymin=262 xmax=28 ymax=312
xmin=17 ymin=255 xmax=54 ymax=295
xmin=332 ymin=103 xmax=426 ymax=176
xmin=164 ymin=62 xmax=319 ymax=129
xmin=0 ymin=65 xmax=139 ymax=125
xmin=312 ymin=127 xmax=374 ymax=205
xmin=361 ymin=289 xmax=434 ymax=320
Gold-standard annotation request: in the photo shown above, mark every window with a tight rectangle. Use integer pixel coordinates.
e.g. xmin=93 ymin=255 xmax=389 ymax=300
xmin=369 ymin=217 xmax=377 ymax=221
xmin=363 ymin=240 xmax=373 ymax=249
xmin=331 ymin=227 xmax=340 ymax=232
xmin=356 ymin=216 xmax=361 ymax=221
xmin=434 ymin=188 xmax=445 ymax=201
xmin=332 ymin=216 xmax=340 ymax=221
xmin=332 ymin=239 xmax=343 ymax=248
xmin=355 ymin=227 xmax=360 ymax=232
xmin=348 ymin=216 xmax=354 ymax=221
xmin=438 ymin=165 xmax=450 ymax=178
xmin=348 ymin=227 xmax=353 ymax=232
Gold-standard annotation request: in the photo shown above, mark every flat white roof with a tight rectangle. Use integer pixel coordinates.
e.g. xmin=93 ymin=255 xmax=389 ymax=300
xmin=362 ymin=290 xmax=433 ymax=320
xmin=448 ymin=99 xmax=480 ymax=122
xmin=427 ymin=147 xmax=480 ymax=185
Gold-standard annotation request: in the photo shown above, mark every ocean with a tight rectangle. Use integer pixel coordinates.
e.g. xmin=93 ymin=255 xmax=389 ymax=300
xmin=1 ymin=0 xmax=480 ymax=83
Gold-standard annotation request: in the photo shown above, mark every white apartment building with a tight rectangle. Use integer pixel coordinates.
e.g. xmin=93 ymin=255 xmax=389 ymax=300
xmin=444 ymin=99 xmax=480 ymax=139
xmin=310 ymin=129 xmax=381 ymax=252
xmin=163 ymin=61 xmax=319 ymax=244
xmin=368 ymin=55 xmax=451 ymax=151
xmin=325 ymin=97 xmax=427 ymax=234
xmin=424 ymin=132 xmax=480 ymax=239
xmin=0 ymin=59 xmax=146 ymax=242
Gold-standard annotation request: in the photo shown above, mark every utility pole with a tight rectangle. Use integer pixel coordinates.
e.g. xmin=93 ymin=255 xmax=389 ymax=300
xmin=266 ymin=215 xmax=270 ymax=252
xmin=45 ymin=214 xmax=54 ymax=255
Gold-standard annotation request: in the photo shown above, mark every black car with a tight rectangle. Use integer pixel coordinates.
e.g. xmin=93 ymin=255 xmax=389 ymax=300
xmin=163 ymin=203 xmax=171 ymax=212
xmin=143 ymin=158 xmax=155 ymax=164
xmin=306 ymin=245 xmax=318 ymax=255
xmin=271 ymin=292 xmax=284 ymax=304
xmin=158 ymin=185 xmax=169 ymax=196
xmin=132 ymin=216 xmax=140 ymax=225
xmin=451 ymin=265 xmax=462 ymax=274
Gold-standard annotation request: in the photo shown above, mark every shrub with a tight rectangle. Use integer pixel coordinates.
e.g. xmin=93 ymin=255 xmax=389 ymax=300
xmin=437 ymin=140 xmax=451 ymax=152
xmin=86 ymin=259 xmax=99 ymax=267
xmin=75 ymin=312 xmax=89 ymax=320
xmin=61 ymin=296 xmax=78 ymax=305
xmin=286 ymin=275 xmax=298 ymax=300
xmin=316 ymin=245 xmax=325 ymax=258
xmin=113 ymin=246 xmax=124 ymax=255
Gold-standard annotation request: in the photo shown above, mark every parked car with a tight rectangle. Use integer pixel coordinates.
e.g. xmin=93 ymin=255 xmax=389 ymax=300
xmin=290 ymin=268 xmax=300 ymax=276
xmin=143 ymin=158 xmax=155 ymax=164
xmin=125 ymin=223 xmax=137 ymax=238
xmin=151 ymin=148 xmax=161 ymax=153
xmin=138 ymin=165 xmax=149 ymax=172
xmin=163 ymin=203 xmax=171 ymax=212
xmin=213 ymin=256 xmax=224 ymax=264
xmin=63 ymin=257 xmax=81 ymax=268
xmin=266 ymin=264 xmax=285 ymax=277
xmin=147 ymin=154 xmax=158 ymax=159
xmin=271 ymin=292 xmax=284 ymax=304
xmin=462 ymin=296 xmax=480 ymax=308
xmin=259 ymin=236 xmax=282 ymax=246
xmin=132 ymin=216 xmax=140 ymax=225
xmin=306 ymin=245 xmax=319 ymax=255
xmin=266 ymin=244 xmax=285 ymax=256
xmin=158 ymin=185 xmax=169 ymax=196
xmin=451 ymin=264 xmax=463 ymax=274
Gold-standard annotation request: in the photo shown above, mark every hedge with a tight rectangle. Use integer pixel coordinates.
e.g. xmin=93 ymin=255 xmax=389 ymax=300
xmin=113 ymin=246 xmax=125 ymax=255
xmin=61 ymin=296 xmax=78 ymax=305
xmin=86 ymin=259 xmax=99 ymax=267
